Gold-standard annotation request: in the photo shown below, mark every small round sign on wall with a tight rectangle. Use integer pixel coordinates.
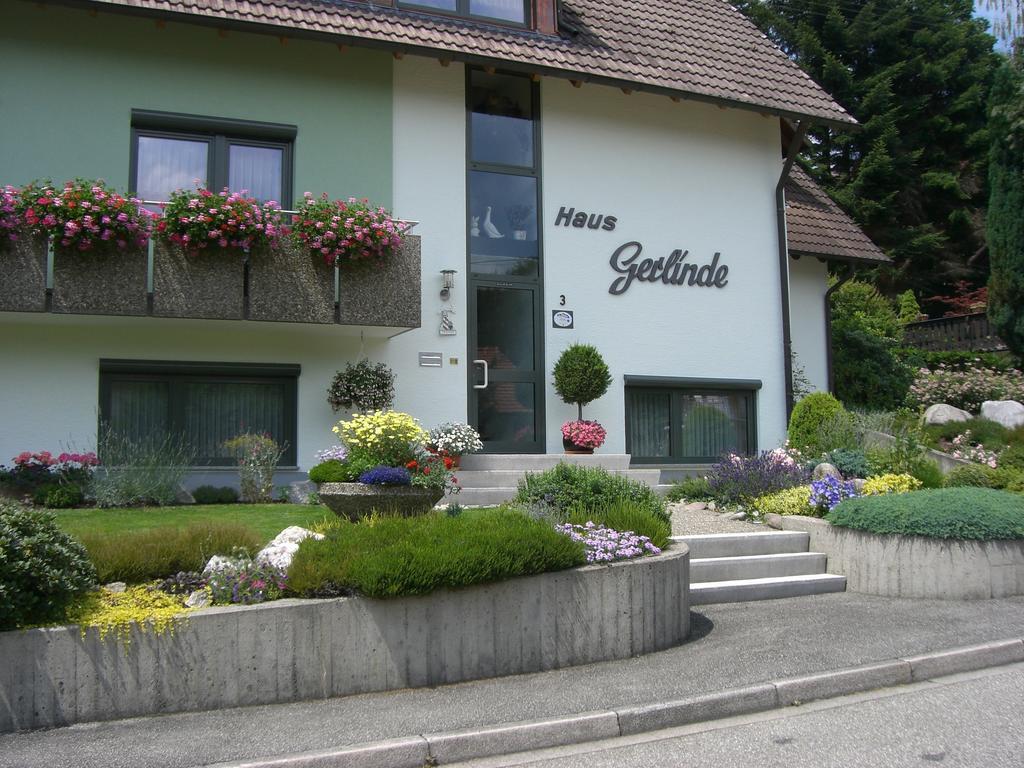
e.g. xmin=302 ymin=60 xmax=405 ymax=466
xmin=552 ymin=310 xmax=574 ymax=329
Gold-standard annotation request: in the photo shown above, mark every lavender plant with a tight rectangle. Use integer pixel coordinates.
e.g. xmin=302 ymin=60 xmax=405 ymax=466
xmin=707 ymin=449 xmax=808 ymax=504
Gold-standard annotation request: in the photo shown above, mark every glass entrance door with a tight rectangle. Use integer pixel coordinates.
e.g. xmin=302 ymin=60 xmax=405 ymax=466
xmin=468 ymin=282 xmax=544 ymax=453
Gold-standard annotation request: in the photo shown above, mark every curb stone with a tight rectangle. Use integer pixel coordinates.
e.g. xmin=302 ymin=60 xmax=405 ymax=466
xmin=207 ymin=637 xmax=1024 ymax=768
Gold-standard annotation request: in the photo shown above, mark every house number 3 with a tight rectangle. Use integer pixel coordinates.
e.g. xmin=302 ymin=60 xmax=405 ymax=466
xmin=559 ymin=295 xmax=566 ymax=306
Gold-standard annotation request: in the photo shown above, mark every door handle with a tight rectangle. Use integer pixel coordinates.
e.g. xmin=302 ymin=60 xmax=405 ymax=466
xmin=472 ymin=359 xmax=489 ymax=389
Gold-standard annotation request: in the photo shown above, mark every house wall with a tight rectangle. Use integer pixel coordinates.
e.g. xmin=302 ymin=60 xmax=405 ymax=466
xmin=788 ymin=256 xmax=830 ymax=393
xmin=0 ymin=1 xmax=393 ymax=203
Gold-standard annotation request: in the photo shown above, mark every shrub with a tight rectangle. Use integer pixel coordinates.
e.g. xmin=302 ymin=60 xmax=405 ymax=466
xmin=565 ymin=499 xmax=671 ymax=550
xmin=334 ymin=410 xmax=427 ymax=467
xmin=944 ymin=464 xmax=1024 ymax=491
xmin=358 ymin=466 xmax=412 ymax=486
xmin=0 ymin=500 xmax=96 ymax=630
xmin=35 ymin=483 xmax=84 ymax=509
xmin=0 ymin=450 xmax=99 ymax=503
xmin=552 ymin=343 xmax=612 ymax=420
xmin=862 ymin=473 xmax=922 ymax=495
xmin=907 ymin=364 xmax=1024 ymax=412
xmin=64 ymin=586 xmax=188 ymax=643
xmin=706 ymin=450 xmax=807 ymax=504
xmin=827 ymin=488 xmax=1024 ymax=540
xmin=866 ymin=429 xmax=944 ymax=489
xmin=78 ymin=522 xmax=261 ymax=584
xmin=665 ymin=476 xmax=712 ymax=503
xmin=833 ymin=327 xmax=915 ymax=411
xmin=822 ymin=449 xmax=870 ymax=479
xmin=191 ymin=485 xmax=240 ymax=505
xmin=223 ymin=433 xmax=286 ymax=504
xmin=788 ymin=392 xmax=856 ymax=457
xmin=923 ymin=418 xmax=1010 ymax=452
xmin=897 ymin=349 xmax=1018 ymax=373
xmin=92 ymin=427 xmax=195 ymax=507
xmin=751 ymin=485 xmax=812 ymax=517
xmin=515 ymin=463 xmax=669 ymax=524
xmin=999 ymin=443 xmax=1024 ymax=472
xmin=308 ymin=453 xmax=378 ymax=484
xmin=287 ymin=509 xmax=586 ymax=598
xmin=327 ymin=359 xmax=396 ymax=413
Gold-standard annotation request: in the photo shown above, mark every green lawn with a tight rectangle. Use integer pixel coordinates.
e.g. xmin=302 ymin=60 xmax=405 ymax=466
xmin=54 ymin=504 xmax=335 ymax=545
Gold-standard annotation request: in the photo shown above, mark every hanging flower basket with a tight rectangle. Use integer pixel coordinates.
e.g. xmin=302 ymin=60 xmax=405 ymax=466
xmin=248 ymin=239 xmax=335 ymax=324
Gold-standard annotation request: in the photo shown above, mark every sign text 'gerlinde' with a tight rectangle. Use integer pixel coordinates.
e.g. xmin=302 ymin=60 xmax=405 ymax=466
xmin=608 ymin=241 xmax=729 ymax=295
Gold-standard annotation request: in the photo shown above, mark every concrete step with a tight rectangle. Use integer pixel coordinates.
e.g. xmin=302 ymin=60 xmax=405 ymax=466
xmin=455 ymin=468 xmax=662 ymax=489
xmin=673 ymin=531 xmax=810 ymax=559
xmin=690 ymin=573 xmax=847 ymax=605
xmin=459 ymin=453 xmax=632 ymax=471
xmin=690 ymin=552 xmax=828 ymax=584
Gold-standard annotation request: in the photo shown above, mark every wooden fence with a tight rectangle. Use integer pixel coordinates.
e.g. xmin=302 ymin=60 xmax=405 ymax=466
xmin=903 ymin=312 xmax=1007 ymax=353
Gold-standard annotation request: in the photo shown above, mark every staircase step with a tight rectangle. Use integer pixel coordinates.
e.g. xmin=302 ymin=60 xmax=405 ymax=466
xmin=690 ymin=552 xmax=827 ymax=583
xmin=690 ymin=573 xmax=847 ymax=605
xmin=459 ymin=454 xmax=632 ymax=471
xmin=673 ymin=531 xmax=810 ymax=558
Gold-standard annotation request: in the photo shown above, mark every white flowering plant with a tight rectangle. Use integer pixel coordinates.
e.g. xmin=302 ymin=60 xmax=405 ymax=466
xmin=429 ymin=422 xmax=483 ymax=458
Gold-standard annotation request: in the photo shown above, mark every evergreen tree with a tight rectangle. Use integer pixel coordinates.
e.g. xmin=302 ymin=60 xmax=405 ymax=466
xmin=735 ymin=0 xmax=999 ymax=299
xmin=986 ymin=58 xmax=1024 ymax=357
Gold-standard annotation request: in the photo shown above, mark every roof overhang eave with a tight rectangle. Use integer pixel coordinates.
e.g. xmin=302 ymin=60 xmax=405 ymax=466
xmin=790 ymin=248 xmax=891 ymax=266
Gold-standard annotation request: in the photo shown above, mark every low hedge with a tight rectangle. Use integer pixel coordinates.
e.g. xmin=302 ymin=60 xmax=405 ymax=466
xmin=287 ymin=508 xmax=587 ymax=598
xmin=826 ymin=487 xmax=1024 ymax=541
xmin=78 ymin=522 xmax=262 ymax=583
xmin=516 ymin=463 xmax=669 ymax=524
xmin=944 ymin=464 xmax=1024 ymax=492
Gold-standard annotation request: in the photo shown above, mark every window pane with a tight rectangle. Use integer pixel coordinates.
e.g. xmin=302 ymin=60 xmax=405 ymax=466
xmin=476 ymin=383 xmax=535 ymax=445
xmin=404 ymin=0 xmax=457 ymax=10
xmin=106 ymin=381 xmax=169 ymax=443
xmin=136 ymin=135 xmax=208 ymax=208
xmin=229 ymin=144 xmax=283 ymax=203
xmin=679 ymin=393 xmax=748 ymax=459
xmin=182 ymin=381 xmax=285 ymax=462
xmin=470 ymin=71 xmax=533 ymax=167
xmin=474 ymin=286 xmax=534 ymax=370
xmin=469 ymin=171 xmax=538 ymax=276
xmin=627 ymin=390 xmax=671 ymax=458
xmin=470 ymin=0 xmax=524 ymax=22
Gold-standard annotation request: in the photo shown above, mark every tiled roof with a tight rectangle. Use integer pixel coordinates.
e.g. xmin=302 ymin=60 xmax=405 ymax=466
xmin=71 ymin=0 xmax=855 ymax=125
xmin=785 ymin=165 xmax=889 ymax=264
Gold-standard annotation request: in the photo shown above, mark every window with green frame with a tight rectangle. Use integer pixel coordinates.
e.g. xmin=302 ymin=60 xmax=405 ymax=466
xmin=98 ymin=360 xmax=299 ymax=466
xmin=625 ymin=377 xmax=759 ymax=463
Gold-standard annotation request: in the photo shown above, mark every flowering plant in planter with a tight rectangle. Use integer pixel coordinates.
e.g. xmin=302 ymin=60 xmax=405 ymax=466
xmin=334 ymin=410 xmax=427 ymax=468
xmin=406 ymin=443 xmax=461 ymax=494
xmin=561 ymin=420 xmax=607 ymax=450
xmin=1 ymin=185 xmax=20 ymax=242
xmin=429 ymin=422 xmax=483 ymax=459
xmin=157 ymin=187 xmax=281 ymax=253
xmin=19 ymin=179 xmax=152 ymax=251
xmin=358 ymin=466 xmax=413 ymax=486
xmin=291 ymin=193 xmax=404 ymax=266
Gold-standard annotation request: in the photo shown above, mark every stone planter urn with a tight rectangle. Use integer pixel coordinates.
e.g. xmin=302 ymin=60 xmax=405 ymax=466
xmin=52 ymin=243 xmax=147 ymax=316
xmin=318 ymin=482 xmax=443 ymax=521
xmin=248 ymin=240 xmax=335 ymax=323
xmin=152 ymin=240 xmax=245 ymax=320
xmin=0 ymin=234 xmax=47 ymax=312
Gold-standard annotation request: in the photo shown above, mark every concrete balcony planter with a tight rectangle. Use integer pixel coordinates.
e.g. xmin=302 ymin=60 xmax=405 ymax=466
xmin=51 ymin=244 xmax=147 ymax=316
xmin=152 ymin=240 xmax=244 ymax=320
xmin=0 ymin=234 xmax=47 ymax=312
xmin=318 ymin=481 xmax=443 ymax=521
xmin=338 ymin=235 xmax=421 ymax=328
xmin=0 ymin=546 xmax=690 ymax=733
xmin=248 ymin=241 xmax=335 ymax=324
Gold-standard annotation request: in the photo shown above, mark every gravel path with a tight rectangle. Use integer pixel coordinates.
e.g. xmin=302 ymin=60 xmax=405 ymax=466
xmin=669 ymin=501 xmax=767 ymax=536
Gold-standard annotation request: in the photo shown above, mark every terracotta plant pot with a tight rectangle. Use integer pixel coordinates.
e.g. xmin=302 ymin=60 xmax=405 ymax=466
xmin=317 ymin=482 xmax=444 ymax=522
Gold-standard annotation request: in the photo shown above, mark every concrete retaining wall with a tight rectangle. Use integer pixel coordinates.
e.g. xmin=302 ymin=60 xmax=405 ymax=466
xmin=0 ymin=546 xmax=689 ymax=733
xmin=775 ymin=515 xmax=1024 ymax=600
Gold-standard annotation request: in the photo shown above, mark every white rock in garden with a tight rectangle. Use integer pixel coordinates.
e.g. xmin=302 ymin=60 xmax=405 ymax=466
xmin=255 ymin=526 xmax=326 ymax=571
xmin=924 ymin=404 xmax=972 ymax=426
xmin=175 ymin=484 xmax=196 ymax=505
xmin=287 ymin=480 xmax=318 ymax=505
xmin=202 ymin=555 xmax=235 ymax=575
xmin=812 ymin=463 xmax=842 ymax=482
xmin=185 ymin=589 xmax=210 ymax=609
xmin=104 ymin=582 xmax=127 ymax=593
xmin=980 ymin=400 xmax=1024 ymax=429
xmin=682 ymin=501 xmax=708 ymax=512
xmin=851 ymin=478 xmax=867 ymax=494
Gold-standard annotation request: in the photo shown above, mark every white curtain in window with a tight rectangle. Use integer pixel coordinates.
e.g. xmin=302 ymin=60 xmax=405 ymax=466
xmin=680 ymin=395 xmax=744 ymax=458
xmin=136 ymin=136 xmax=208 ymax=204
xmin=183 ymin=382 xmax=285 ymax=461
xmin=228 ymin=144 xmax=283 ymax=203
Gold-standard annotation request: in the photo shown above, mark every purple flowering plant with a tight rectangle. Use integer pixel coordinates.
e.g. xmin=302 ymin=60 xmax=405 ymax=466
xmin=1 ymin=185 xmax=20 ymax=242
xmin=358 ymin=465 xmax=412 ymax=486
xmin=206 ymin=555 xmax=287 ymax=606
xmin=554 ymin=521 xmax=661 ymax=563
xmin=707 ymin=449 xmax=808 ymax=504
xmin=809 ymin=475 xmax=858 ymax=515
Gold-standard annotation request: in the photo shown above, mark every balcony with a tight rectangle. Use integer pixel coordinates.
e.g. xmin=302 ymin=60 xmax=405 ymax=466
xmin=0 ymin=234 xmax=422 ymax=337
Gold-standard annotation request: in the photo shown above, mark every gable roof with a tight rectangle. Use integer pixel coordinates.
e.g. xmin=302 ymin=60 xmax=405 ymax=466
xmin=785 ymin=165 xmax=889 ymax=264
xmin=59 ymin=0 xmax=856 ymax=126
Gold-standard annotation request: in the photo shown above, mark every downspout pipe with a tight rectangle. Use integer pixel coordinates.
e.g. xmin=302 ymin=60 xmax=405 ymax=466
xmin=825 ymin=264 xmax=855 ymax=393
xmin=776 ymin=121 xmax=808 ymax=419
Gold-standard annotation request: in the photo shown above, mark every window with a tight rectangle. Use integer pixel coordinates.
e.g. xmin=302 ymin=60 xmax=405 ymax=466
xmin=99 ymin=360 xmax=299 ymax=466
xmin=130 ymin=110 xmax=296 ymax=207
xmin=400 ymin=0 xmax=528 ymax=26
xmin=625 ymin=377 xmax=760 ymax=464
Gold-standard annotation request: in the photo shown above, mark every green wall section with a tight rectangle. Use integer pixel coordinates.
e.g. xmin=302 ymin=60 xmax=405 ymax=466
xmin=0 ymin=2 xmax=393 ymax=207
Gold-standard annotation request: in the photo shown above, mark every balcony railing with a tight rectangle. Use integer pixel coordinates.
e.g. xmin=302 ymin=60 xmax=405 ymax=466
xmin=903 ymin=312 xmax=1007 ymax=353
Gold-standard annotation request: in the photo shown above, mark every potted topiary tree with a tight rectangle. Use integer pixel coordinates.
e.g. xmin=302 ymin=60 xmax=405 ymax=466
xmin=553 ymin=343 xmax=612 ymax=454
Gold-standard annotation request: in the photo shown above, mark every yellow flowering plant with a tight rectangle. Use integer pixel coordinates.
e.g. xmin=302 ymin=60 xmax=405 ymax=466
xmin=333 ymin=410 xmax=427 ymax=467
xmin=751 ymin=485 xmax=812 ymax=517
xmin=862 ymin=473 xmax=922 ymax=496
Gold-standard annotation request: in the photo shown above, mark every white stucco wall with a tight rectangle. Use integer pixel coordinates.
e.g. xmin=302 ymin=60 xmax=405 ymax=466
xmin=540 ymin=81 xmax=788 ymax=453
xmin=788 ymin=255 xmax=830 ymax=394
